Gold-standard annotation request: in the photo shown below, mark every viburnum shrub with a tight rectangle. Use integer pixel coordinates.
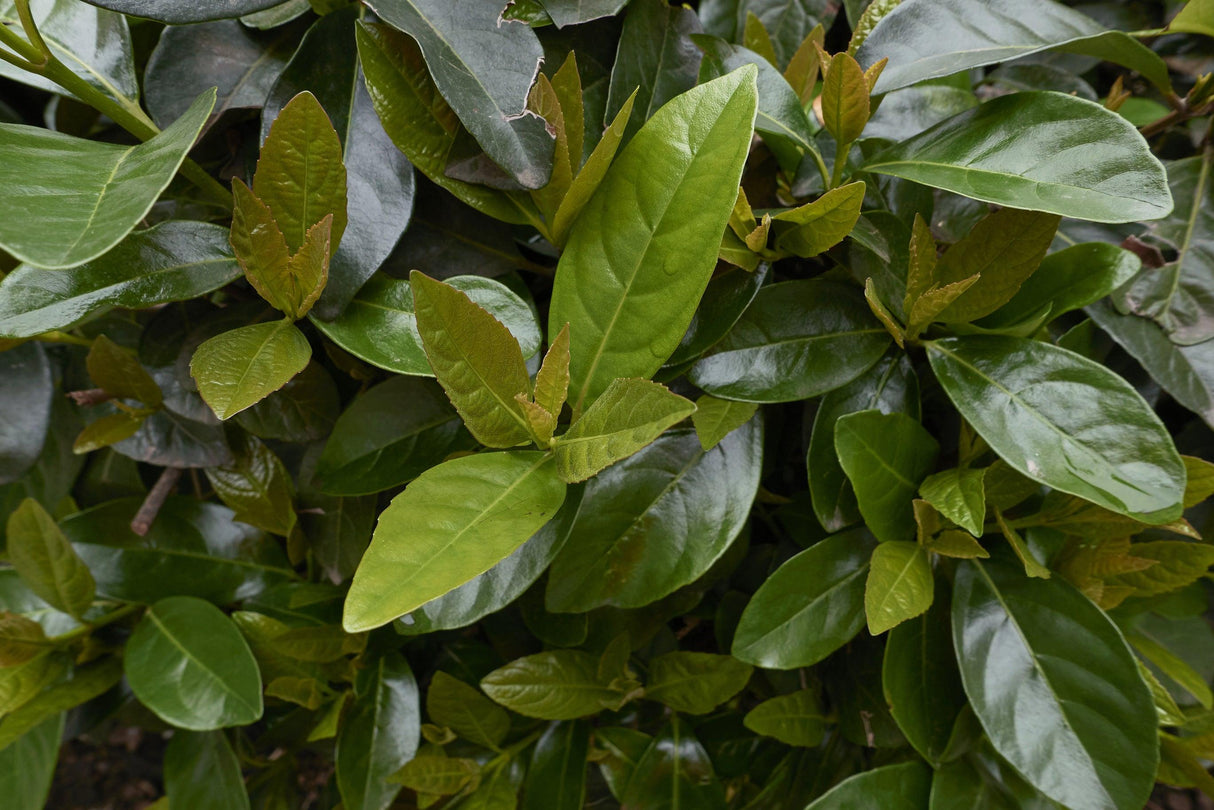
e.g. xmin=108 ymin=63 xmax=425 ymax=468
xmin=1 ymin=0 xmax=1214 ymax=807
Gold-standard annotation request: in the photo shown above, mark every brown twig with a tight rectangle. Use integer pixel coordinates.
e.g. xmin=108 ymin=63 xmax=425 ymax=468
xmin=130 ymin=467 xmax=182 ymax=536
xmin=66 ymin=388 xmax=112 ymax=407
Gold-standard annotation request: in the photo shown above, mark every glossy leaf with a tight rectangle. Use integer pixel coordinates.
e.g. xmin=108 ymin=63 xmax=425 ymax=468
xmin=865 ymin=541 xmax=933 ymax=634
xmin=0 ymin=715 xmax=61 ymax=810
xmin=546 ymin=422 xmax=761 ymax=612
xmin=0 ymin=222 xmax=241 ymax=339
xmin=863 ymin=92 xmax=1172 ymax=224
xmin=835 ymin=411 xmax=939 ymax=544
xmin=427 ymin=671 xmax=509 ymax=750
xmin=619 ymin=718 xmax=726 ymax=810
xmin=927 ymin=335 xmax=1186 ymax=523
xmin=313 ymin=274 xmax=541 ymax=377
xmin=690 ymin=280 xmax=889 ymax=403
xmin=79 ymin=0 xmax=281 ymax=23
xmin=920 ymin=468 xmax=986 ymax=537
xmin=821 ymin=51 xmax=871 ymax=145
xmin=335 ymin=653 xmax=420 ymax=810
xmin=204 ymin=433 xmax=296 ymax=536
xmin=692 ymin=396 xmax=758 ymax=451
xmin=550 ymin=66 xmax=758 ymax=409
xmin=742 ymin=690 xmax=825 ymax=747
xmin=125 ymin=596 xmax=263 ymax=730
xmin=481 ymin=650 xmax=618 ymax=720
xmin=0 ymin=343 xmax=53 ymax=485
xmin=929 ymin=743 xmax=1058 ymax=810
xmin=191 ymin=320 xmax=312 ymax=421
xmin=646 ymin=652 xmax=752 ymax=714
xmin=856 ymin=0 xmax=1173 ymax=95
xmin=732 ymin=529 xmax=877 ymax=668
xmin=344 ymin=452 xmax=566 ymax=632
xmin=522 ymin=720 xmax=589 ymax=810
xmin=0 ymin=89 xmax=214 ymax=269
xmin=411 ymin=272 xmax=531 ymax=448
xmin=769 ymin=182 xmax=866 ymax=258
xmin=953 ymin=558 xmax=1158 ymax=810
xmin=164 ymin=730 xmax=250 ymax=810
xmin=554 ymin=378 xmax=695 ymax=482
xmin=805 ymin=762 xmax=932 ymax=810
xmin=6 ymin=499 xmax=95 ymax=619
xmin=363 ymin=0 xmax=553 ymax=189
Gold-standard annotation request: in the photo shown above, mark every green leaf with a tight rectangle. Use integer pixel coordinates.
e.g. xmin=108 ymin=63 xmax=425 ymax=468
xmin=0 ymin=222 xmax=241 ymax=339
xmin=806 ymin=762 xmax=932 ymax=810
xmin=929 ymin=743 xmax=1058 ymax=810
xmin=80 ymin=0 xmax=281 ymax=23
xmin=521 ymin=720 xmax=590 ymax=810
xmin=164 ymin=730 xmax=251 ymax=810
xmin=426 ymin=671 xmax=509 ymax=750
xmin=619 ymin=718 xmax=727 ymax=810
xmin=920 ymin=468 xmax=986 ymax=537
xmin=550 ymin=91 xmax=636 ymax=246
xmin=550 ymin=66 xmax=758 ymax=410
xmin=554 ymin=378 xmax=695 ymax=483
xmin=363 ymin=0 xmax=553 ymax=189
xmin=252 ymin=91 xmax=347 ymax=253
xmin=0 ymin=658 xmax=121 ymax=751
xmin=0 ymin=714 xmax=61 ymax=810
xmin=834 ymin=411 xmax=939 ymax=544
xmin=1171 ymin=0 xmax=1214 ymax=37
xmin=952 ymin=558 xmax=1158 ymax=810
xmin=6 ymin=499 xmax=94 ymax=619
xmin=541 ymin=0 xmax=627 ymax=27
xmin=0 ymin=611 xmax=49 ymax=668
xmin=930 ymin=209 xmax=1061 ymax=323
xmin=546 ymin=422 xmax=761 ymax=612
xmin=335 ymin=653 xmax=420 ymax=810
xmin=191 ymin=320 xmax=312 ymax=421
xmin=64 ymin=497 xmax=294 ymax=605
xmin=313 ymin=274 xmax=541 ymax=378
xmin=808 ymin=354 xmax=919 ymax=533
xmin=769 ymin=182 xmax=866 ymax=258
xmin=692 ymin=395 xmax=758 ymax=451
xmin=1128 ymin=629 xmax=1214 ymax=709
xmin=856 ymin=0 xmax=1173 ymax=95
xmin=981 ymin=242 xmax=1141 ymax=331
xmin=926 ymin=335 xmax=1186 ymax=523
xmin=0 ymin=88 xmax=214 ymax=269
xmin=86 ymin=335 xmax=161 ymax=407
xmin=314 ymin=377 xmax=462 ymax=496
xmin=411 ymin=271 xmax=531 ymax=448
xmin=389 ymin=753 xmax=480 ymax=795
xmin=821 ymin=51 xmax=871 ymax=145
xmin=732 ymin=529 xmax=876 ymax=668
xmin=204 ymin=433 xmax=296 ymax=536
xmin=481 ymin=650 xmax=619 ymax=720
xmin=883 ymin=599 xmax=966 ymax=764
xmin=125 ymin=596 xmax=263 ymax=730
xmin=1114 ymin=541 xmax=1214 ymax=596
xmin=865 ymin=541 xmax=933 ymax=635
xmin=344 ymin=451 xmax=566 ymax=632
xmin=645 ymin=652 xmax=752 ymax=715
xmin=742 ymin=690 xmax=825 ymax=747
xmin=690 ymin=279 xmax=890 ymax=403
xmin=863 ymin=92 xmax=1172 ymax=223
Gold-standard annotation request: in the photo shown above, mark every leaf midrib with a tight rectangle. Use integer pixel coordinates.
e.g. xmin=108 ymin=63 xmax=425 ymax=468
xmin=145 ymin=607 xmax=258 ymax=718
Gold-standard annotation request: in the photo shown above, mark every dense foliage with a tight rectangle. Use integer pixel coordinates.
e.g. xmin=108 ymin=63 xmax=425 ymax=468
xmin=0 ymin=0 xmax=1213 ymax=807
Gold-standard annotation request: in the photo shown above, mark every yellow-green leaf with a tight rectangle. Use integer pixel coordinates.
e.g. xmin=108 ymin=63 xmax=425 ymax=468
xmin=770 ymin=181 xmax=865 ymax=258
xmin=820 ymin=51 xmax=870 ymax=144
xmin=534 ymin=323 xmax=571 ymax=419
xmin=190 ymin=320 xmax=312 ymax=420
xmin=86 ymin=335 xmax=162 ymax=407
xmin=692 ymin=395 xmax=758 ymax=451
xmin=865 ymin=541 xmax=933 ymax=635
xmin=995 ymin=509 xmax=1050 ymax=578
xmin=0 ymin=612 xmax=49 ymax=667
xmin=5 ymin=499 xmax=95 ymax=619
xmin=73 ymin=411 xmax=147 ymax=455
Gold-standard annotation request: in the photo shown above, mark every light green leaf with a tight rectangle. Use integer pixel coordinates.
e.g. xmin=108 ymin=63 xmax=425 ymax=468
xmin=550 ymin=66 xmax=758 ymax=410
xmin=86 ymin=335 xmax=161 ymax=407
xmin=125 ymin=596 xmax=263 ymax=730
xmin=769 ymin=182 xmax=866 ymax=258
xmin=204 ymin=433 xmax=296 ymax=536
xmin=952 ymin=558 xmax=1158 ymax=810
xmin=732 ymin=529 xmax=876 ymax=669
xmin=743 ymin=690 xmax=825 ymax=747
xmin=926 ymin=336 xmax=1186 ymax=523
xmin=1170 ymin=0 xmax=1214 ymax=37
xmin=481 ymin=650 xmax=619 ymax=720
xmin=389 ymin=752 xmax=480 ymax=794
xmin=253 ymin=91 xmax=347 ymax=253
xmin=550 ymin=93 xmax=636 ymax=247
xmin=1115 ymin=541 xmax=1214 ymax=596
xmin=6 ymin=499 xmax=94 ymax=619
xmin=865 ymin=541 xmax=933 ymax=635
xmin=344 ymin=451 xmax=566 ymax=632
xmin=426 ymin=671 xmax=509 ymax=750
xmin=190 ymin=320 xmax=312 ymax=421
xmin=0 ymin=88 xmax=215 ymax=269
xmin=0 ymin=714 xmax=61 ymax=810
xmin=692 ymin=395 xmax=758 ymax=451
xmin=835 ymin=411 xmax=939 ymax=544
xmin=863 ymin=92 xmax=1172 ymax=223
xmin=74 ymin=410 xmax=146 ymax=456
xmin=553 ymin=378 xmax=695 ymax=483
xmin=645 ymin=652 xmax=752 ymax=715
xmin=164 ymin=730 xmax=251 ymax=810
xmin=821 ymin=51 xmax=871 ymax=145
xmin=410 ymin=272 xmax=531 ymax=448
xmin=920 ymin=468 xmax=986 ymax=537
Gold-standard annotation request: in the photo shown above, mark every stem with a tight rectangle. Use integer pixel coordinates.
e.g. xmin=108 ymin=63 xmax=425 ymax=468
xmin=131 ymin=466 xmax=183 ymax=536
xmin=829 ymin=140 xmax=851 ymax=190
xmin=0 ymin=17 xmax=41 ymax=64
xmin=66 ymin=388 xmax=112 ymax=407
xmin=13 ymin=0 xmax=48 ymax=65
xmin=35 ymin=330 xmax=92 ymax=347
xmin=50 ymin=602 xmax=142 ymax=644
xmin=0 ymin=42 xmax=36 ymax=71
xmin=806 ymin=143 xmax=832 ymax=191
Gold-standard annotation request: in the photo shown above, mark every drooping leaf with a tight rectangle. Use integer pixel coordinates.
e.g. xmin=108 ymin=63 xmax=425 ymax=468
xmin=690 ymin=279 xmax=890 ymax=403
xmin=344 ymin=452 xmax=566 ymax=632
xmin=645 ymin=652 xmax=752 ymax=714
xmin=0 ymin=223 xmax=241 ymax=339
xmin=335 ymin=653 xmax=420 ymax=810
xmin=550 ymin=66 xmax=758 ymax=410
xmin=86 ymin=335 xmax=162 ymax=407
xmin=0 ymin=88 xmax=215 ymax=269
xmin=865 ymin=541 xmax=934 ymax=634
xmin=952 ymin=557 xmax=1158 ymax=810
xmin=6 ymin=499 xmax=95 ymax=620
xmin=125 ymin=596 xmax=263 ymax=730
xmin=191 ymin=320 xmax=312 ymax=421
xmin=742 ymin=690 xmax=825 ymax=747
xmin=927 ymin=336 xmax=1186 ymax=523
xmin=204 ymin=433 xmax=296 ymax=536
xmin=79 ymin=0 xmax=281 ymax=23
xmin=163 ymin=730 xmax=251 ymax=810
xmin=732 ymin=529 xmax=877 ymax=668
xmin=863 ymin=92 xmax=1172 ymax=223
xmin=805 ymin=762 xmax=932 ymax=810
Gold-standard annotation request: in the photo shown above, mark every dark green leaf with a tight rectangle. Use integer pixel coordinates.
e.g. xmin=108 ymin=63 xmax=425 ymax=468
xmin=619 ymin=718 xmax=726 ymax=810
xmin=952 ymin=558 xmax=1158 ymax=810
xmin=426 ymin=671 xmax=509 ymax=750
xmin=732 ymin=529 xmax=877 ymax=668
xmin=521 ymin=720 xmax=589 ymax=810
xmin=0 ymin=658 xmax=121 ymax=751
xmin=0 ymin=715 xmax=61 ymax=810
xmin=234 ymin=359 xmax=339 ymax=443
xmin=205 ymin=433 xmax=295 ymax=536
xmin=805 ymin=762 xmax=931 ymax=810
xmin=0 ymin=343 xmax=52 ymax=485
xmin=164 ymin=730 xmax=250 ymax=810
xmin=79 ymin=0 xmax=281 ymax=23
xmin=335 ymin=653 xmax=420 ymax=810
xmin=645 ymin=652 xmax=752 ymax=714
xmin=742 ymin=690 xmax=825 ymax=747
xmin=929 ymin=742 xmax=1058 ymax=810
